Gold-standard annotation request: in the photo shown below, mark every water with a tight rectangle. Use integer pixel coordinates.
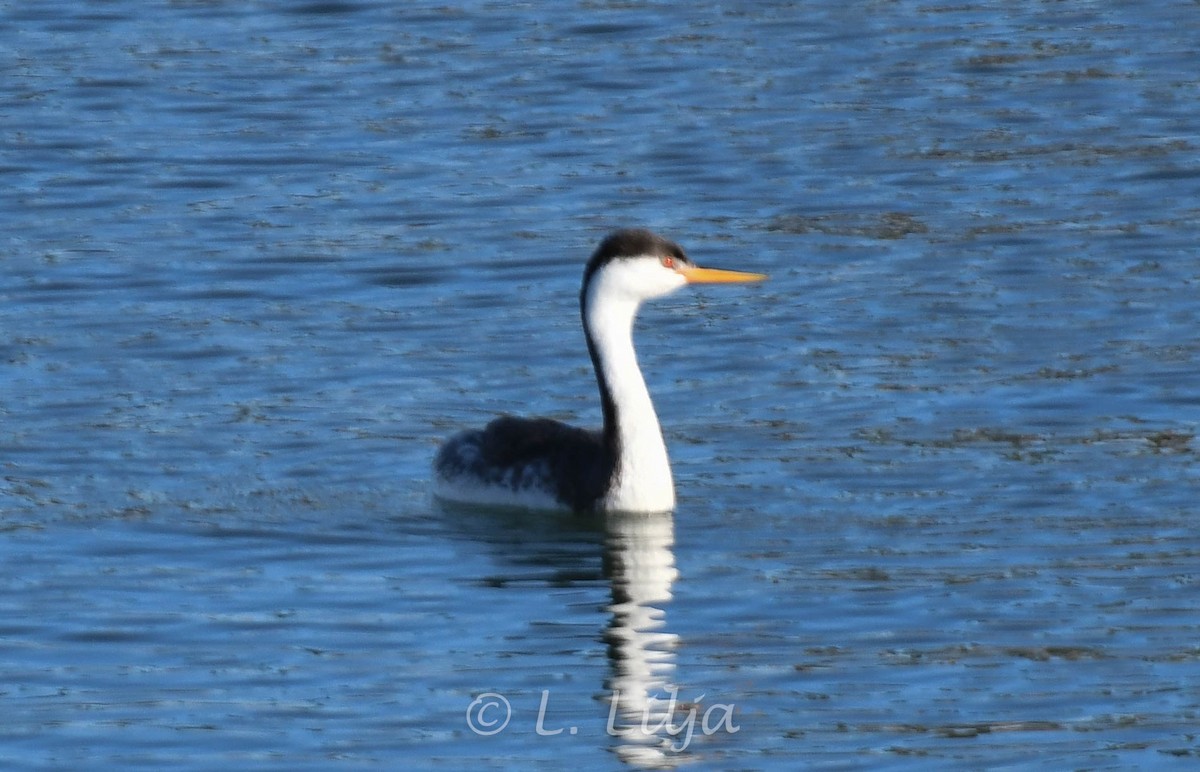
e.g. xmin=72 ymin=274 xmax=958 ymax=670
xmin=3 ymin=1 xmax=1199 ymax=769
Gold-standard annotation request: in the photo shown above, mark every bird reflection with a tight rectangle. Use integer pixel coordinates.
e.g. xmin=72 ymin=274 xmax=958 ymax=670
xmin=439 ymin=502 xmax=696 ymax=766
xmin=603 ymin=511 xmax=688 ymax=768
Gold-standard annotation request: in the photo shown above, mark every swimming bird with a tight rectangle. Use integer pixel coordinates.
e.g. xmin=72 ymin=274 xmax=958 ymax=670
xmin=433 ymin=228 xmax=766 ymax=513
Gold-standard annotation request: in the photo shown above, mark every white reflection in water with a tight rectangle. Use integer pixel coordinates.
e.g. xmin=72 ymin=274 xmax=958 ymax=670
xmin=603 ymin=511 xmax=691 ymax=768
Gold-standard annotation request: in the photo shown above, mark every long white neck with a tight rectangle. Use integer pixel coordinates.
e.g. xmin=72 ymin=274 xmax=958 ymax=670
xmin=584 ymin=281 xmax=676 ymax=513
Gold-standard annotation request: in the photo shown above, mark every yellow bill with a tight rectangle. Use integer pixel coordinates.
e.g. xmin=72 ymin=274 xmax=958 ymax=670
xmin=677 ymin=264 xmax=768 ymax=284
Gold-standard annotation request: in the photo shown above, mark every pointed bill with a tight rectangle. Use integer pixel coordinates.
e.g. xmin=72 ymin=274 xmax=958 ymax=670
xmin=676 ymin=264 xmax=768 ymax=284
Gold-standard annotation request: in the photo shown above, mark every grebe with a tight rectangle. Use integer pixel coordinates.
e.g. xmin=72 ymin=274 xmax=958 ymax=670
xmin=433 ymin=228 xmax=766 ymax=513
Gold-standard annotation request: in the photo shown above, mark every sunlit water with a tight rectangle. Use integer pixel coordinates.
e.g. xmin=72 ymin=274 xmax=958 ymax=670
xmin=3 ymin=2 xmax=1199 ymax=769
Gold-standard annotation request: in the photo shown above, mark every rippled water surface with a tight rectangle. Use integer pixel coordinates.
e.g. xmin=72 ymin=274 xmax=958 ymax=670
xmin=3 ymin=1 xmax=1199 ymax=769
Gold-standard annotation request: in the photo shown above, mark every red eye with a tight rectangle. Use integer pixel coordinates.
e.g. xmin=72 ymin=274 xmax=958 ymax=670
xmin=661 ymin=256 xmax=675 ymax=269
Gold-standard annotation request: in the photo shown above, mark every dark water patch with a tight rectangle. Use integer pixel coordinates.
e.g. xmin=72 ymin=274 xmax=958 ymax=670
xmin=353 ymin=266 xmax=446 ymax=288
xmin=765 ymin=212 xmax=929 ymax=239
xmin=286 ymin=1 xmax=377 ymax=14
xmin=565 ymin=21 xmax=654 ymax=37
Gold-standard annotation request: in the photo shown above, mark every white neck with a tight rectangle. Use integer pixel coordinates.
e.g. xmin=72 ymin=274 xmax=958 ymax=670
xmin=584 ymin=279 xmax=676 ymax=513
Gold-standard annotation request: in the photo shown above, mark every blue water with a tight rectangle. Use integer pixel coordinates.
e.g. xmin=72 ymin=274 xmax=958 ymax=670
xmin=3 ymin=1 xmax=1199 ymax=769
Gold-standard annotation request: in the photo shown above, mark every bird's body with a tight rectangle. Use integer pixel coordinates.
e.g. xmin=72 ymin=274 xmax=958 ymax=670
xmin=433 ymin=228 xmax=765 ymax=513
xmin=433 ymin=416 xmax=612 ymax=511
